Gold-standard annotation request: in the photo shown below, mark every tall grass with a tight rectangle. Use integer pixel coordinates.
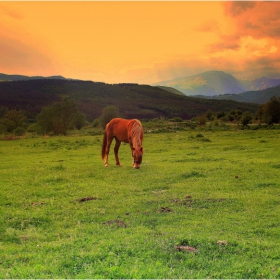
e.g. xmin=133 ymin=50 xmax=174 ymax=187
xmin=0 ymin=129 xmax=280 ymax=278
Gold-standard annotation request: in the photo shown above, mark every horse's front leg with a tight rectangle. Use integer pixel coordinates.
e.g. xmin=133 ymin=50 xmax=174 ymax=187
xmin=114 ymin=139 xmax=121 ymax=167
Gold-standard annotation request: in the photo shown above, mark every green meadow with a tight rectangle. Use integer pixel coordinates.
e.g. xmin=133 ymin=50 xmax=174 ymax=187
xmin=1 ymin=126 xmax=280 ymax=278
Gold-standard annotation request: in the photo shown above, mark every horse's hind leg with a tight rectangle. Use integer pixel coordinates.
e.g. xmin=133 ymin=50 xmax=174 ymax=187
xmin=114 ymin=139 xmax=121 ymax=167
xmin=104 ymin=137 xmax=113 ymax=167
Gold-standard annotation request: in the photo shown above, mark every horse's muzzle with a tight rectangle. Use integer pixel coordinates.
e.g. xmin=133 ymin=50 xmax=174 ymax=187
xmin=133 ymin=161 xmax=141 ymax=169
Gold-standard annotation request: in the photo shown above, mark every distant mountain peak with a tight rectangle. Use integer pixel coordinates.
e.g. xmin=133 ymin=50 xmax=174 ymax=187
xmin=154 ymin=70 xmax=280 ymax=97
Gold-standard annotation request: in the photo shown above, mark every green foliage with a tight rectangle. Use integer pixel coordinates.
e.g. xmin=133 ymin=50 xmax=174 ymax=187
xmin=27 ymin=123 xmax=44 ymax=135
xmin=240 ymin=111 xmax=252 ymax=127
xmin=168 ymin=117 xmax=183 ymax=122
xmin=205 ymin=110 xmax=215 ymax=121
xmin=0 ymin=110 xmax=27 ymax=132
xmin=36 ymin=98 xmax=86 ymax=135
xmin=257 ymin=96 xmax=280 ymax=125
xmin=92 ymin=118 xmax=99 ymax=128
xmin=13 ymin=127 xmax=26 ymax=136
xmin=0 ymin=129 xmax=280 ymax=278
xmin=99 ymin=105 xmax=120 ymax=129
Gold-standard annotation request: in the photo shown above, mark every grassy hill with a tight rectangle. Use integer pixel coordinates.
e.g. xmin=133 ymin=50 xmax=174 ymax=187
xmin=0 ymin=79 xmax=258 ymax=121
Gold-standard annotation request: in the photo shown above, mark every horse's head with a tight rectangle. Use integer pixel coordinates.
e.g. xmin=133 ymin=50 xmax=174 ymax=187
xmin=132 ymin=147 xmax=143 ymax=169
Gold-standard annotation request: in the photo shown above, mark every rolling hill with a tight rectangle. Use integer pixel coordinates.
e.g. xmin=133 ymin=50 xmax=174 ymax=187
xmin=0 ymin=73 xmax=67 ymax=82
xmin=0 ymin=79 xmax=258 ymax=121
xmin=154 ymin=70 xmax=280 ymax=97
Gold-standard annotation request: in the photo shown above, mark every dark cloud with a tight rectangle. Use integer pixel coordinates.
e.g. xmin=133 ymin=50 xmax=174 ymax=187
xmin=224 ymin=2 xmax=280 ymax=39
xmin=224 ymin=2 xmax=256 ymax=17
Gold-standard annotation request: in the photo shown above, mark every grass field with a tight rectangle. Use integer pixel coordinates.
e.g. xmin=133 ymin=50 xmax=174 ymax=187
xmin=1 ymin=126 xmax=280 ymax=278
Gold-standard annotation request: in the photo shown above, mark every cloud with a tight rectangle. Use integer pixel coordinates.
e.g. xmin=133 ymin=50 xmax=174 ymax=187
xmin=0 ymin=30 xmax=60 ymax=76
xmin=196 ymin=19 xmax=220 ymax=33
xmin=207 ymin=35 xmax=240 ymax=52
xmin=224 ymin=2 xmax=280 ymax=39
xmin=0 ymin=5 xmax=23 ymax=20
xmin=224 ymin=2 xmax=256 ymax=17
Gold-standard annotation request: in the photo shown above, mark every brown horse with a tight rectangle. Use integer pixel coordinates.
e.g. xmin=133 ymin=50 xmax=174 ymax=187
xmin=101 ymin=118 xmax=144 ymax=168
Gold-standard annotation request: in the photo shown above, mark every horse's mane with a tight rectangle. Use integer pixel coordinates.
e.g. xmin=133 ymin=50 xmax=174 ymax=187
xmin=131 ymin=120 xmax=142 ymax=148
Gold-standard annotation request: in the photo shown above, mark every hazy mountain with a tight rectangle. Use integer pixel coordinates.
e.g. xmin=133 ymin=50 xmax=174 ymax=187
xmin=155 ymin=86 xmax=185 ymax=96
xmin=0 ymin=73 xmax=67 ymax=82
xmin=240 ymin=76 xmax=280 ymax=91
xmin=154 ymin=70 xmax=280 ymax=97
xmin=207 ymin=85 xmax=280 ymax=104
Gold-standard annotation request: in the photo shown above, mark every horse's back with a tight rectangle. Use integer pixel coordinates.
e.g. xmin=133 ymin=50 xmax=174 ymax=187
xmin=106 ymin=118 xmax=131 ymax=142
xmin=106 ymin=118 xmax=142 ymax=142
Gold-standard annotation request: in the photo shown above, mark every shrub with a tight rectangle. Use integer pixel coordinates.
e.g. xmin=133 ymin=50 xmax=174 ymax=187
xmin=99 ymin=105 xmax=120 ymax=129
xmin=13 ymin=127 xmax=26 ymax=136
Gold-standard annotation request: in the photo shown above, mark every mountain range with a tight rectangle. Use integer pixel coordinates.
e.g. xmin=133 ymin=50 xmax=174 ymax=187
xmin=0 ymin=79 xmax=258 ymax=121
xmin=153 ymin=70 xmax=280 ymax=97
xmin=206 ymin=85 xmax=280 ymax=104
xmin=1 ymin=71 xmax=279 ymax=107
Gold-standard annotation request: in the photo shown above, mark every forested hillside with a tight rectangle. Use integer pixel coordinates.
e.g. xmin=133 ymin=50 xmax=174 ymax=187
xmin=0 ymin=79 xmax=258 ymax=121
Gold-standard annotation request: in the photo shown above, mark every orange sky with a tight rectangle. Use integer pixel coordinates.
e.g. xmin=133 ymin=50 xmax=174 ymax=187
xmin=1 ymin=1 xmax=280 ymax=84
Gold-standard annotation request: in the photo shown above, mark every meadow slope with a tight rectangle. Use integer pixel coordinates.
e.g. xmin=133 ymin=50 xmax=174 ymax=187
xmin=0 ymin=127 xmax=280 ymax=278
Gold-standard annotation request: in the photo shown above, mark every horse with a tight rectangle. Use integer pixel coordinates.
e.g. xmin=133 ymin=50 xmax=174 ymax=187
xmin=101 ymin=118 xmax=144 ymax=169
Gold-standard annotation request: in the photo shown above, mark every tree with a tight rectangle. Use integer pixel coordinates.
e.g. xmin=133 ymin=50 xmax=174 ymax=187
xmin=75 ymin=111 xmax=87 ymax=130
xmin=37 ymin=105 xmax=53 ymax=135
xmin=240 ymin=111 xmax=252 ymax=128
xmin=205 ymin=110 xmax=215 ymax=121
xmin=100 ymin=105 xmax=120 ymax=129
xmin=37 ymin=98 xmax=87 ymax=135
xmin=0 ymin=110 xmax=27 ymax=132
xmin=258 ymin=96 xmax=280 ymax=125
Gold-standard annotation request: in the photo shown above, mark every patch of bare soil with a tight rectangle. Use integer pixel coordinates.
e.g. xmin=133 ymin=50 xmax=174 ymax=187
xmin=160 ymin=206 xmax=172 ymax=212
xmin=175 ymin=245 xmax=199 ymax=253
xmin=104 ymin=219 xmax=127 ymax=227
xmin=78 ymin=197 xmax=99 ymax=203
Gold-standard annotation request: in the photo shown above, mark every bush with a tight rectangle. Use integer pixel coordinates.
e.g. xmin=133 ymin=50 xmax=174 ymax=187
xmin=28 ymin=123 xmax=43 ymax=134
xmin=169 ymin=117 xmax=183 ymax=122
xmin=13 ymin=127 xmax=26 ymax=136
xmin=92 ymin=118 xmax=100 ymax=127
xmin=99 ymin=105 xmax=120 ymax=129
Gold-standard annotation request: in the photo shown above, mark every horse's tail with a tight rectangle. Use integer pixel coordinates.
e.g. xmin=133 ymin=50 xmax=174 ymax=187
xmin=101 ymin=129 xmax=107 ymax=160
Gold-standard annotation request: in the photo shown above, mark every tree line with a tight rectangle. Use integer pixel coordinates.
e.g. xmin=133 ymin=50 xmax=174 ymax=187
xmin=0 ymin=96 xmax=280 ymax=136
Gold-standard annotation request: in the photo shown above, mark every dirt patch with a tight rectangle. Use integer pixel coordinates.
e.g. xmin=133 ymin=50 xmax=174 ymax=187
xmin=160 ymin=206 xmax=172 ymax=212
xmin=217 ymin=240 xmax=228 ymax=245
xmin=78 ymin=197 xmax=99 ymax=203
xmin=104 ymin=219 xmax=127 ymax=227
xmin=31 ymin=202 xmax=45 ymax=207
xmin=175 ymin=245 xmax=199 ymax=253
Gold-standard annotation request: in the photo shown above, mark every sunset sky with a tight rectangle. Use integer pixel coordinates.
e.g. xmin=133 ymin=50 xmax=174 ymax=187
xmin=1 ymin=1 xmax=280 ymax=84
